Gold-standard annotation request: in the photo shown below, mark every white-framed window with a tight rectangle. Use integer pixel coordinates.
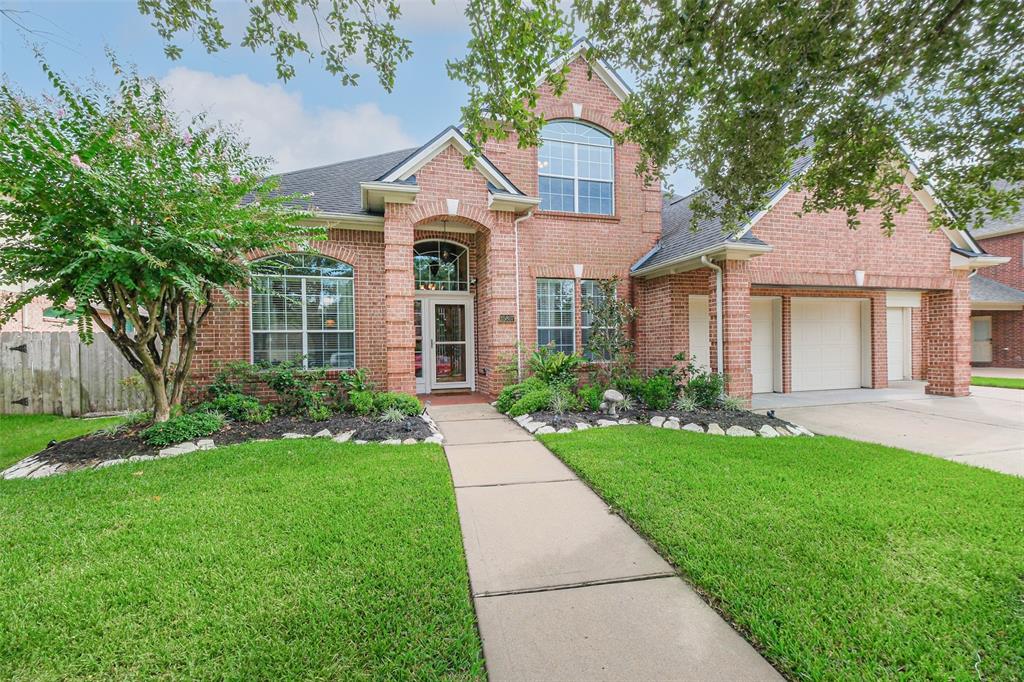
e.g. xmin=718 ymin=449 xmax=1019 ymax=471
xmin=538 ymin=121 xmax=614 ymax=215
xmin=536 ymin=278 xmax=575 ymax=353
xmin=414 ymin=240 xmax=469 ymax=291
xmin=250 ymin=253 xmax=355 ymax=369
xmin=581 ymin=279 xmax=612 ymax=361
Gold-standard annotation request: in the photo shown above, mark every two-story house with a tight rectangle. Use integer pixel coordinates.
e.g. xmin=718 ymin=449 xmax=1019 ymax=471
xmin=968 ymin=197 xmax=1024 ymax=368
xmin=191 ymin=41 xmax=1008 ymax=402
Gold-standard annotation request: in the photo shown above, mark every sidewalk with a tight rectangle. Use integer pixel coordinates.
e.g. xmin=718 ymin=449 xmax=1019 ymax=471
xmin=429 ymin=403 xmax=780 ymax=682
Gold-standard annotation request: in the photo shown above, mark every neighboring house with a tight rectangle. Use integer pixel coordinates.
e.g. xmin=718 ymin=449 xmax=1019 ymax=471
xmin=0 ymin=285 xmax=116 ymax=333
xmin=192 ymin=40 xmax=1007 ymax=401
xmin=967 ymin=197 xmax=1024 ymax=368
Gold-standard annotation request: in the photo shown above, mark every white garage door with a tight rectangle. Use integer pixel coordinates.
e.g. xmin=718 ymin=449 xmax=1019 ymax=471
xmin=688 ymin=295 xmax=711 ymax=371
xmin=791 ymin=298 xmax=862 ymax=391
xmin=751 ymin=298 xmax=774 ymax=393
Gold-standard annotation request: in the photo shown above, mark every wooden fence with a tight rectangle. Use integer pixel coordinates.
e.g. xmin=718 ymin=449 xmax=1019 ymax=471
xmin=0 ymin=332 xmax=153 ymax=416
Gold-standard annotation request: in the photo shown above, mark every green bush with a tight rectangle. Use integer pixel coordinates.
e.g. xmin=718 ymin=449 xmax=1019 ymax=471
xmin=577 ymin=383 xmax=605 ymax=412
xmin=613 ymin=373 xmax=645 ymax=401
xmin=207 ymin=361 xmax=258 ymax=400
xmin=373 ymin=391 xmax=423 ymax=416
xmin=332 ymin=368 xmax=376 ymax=410
xmin=641 ymin=374 xmax=678 ymax=410
xmin=527 ymin=345 xmax=583 ymax=388
xmin=259 ymin=360 xmax=331 ymax=418
xmin=140 ymin=412 xmax=225 ymax=447
xmin=683 ymin=371 xmax=727 ymax=409
xmin=349 ymin=390 xmax=375 ymax=416
xmin=549 ymin=389 xmax=580 ymax=414
xmin=199 ymin=393 xmax=273 ymax=423
xmin=508 ymin=388 xmax=553 ymax=417
xmin=495 ymin=377 xmax=547 ymax=414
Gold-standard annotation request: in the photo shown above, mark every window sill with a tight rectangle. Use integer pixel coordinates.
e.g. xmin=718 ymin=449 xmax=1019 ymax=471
xmin=535 ymin=211 xmax=620 ymax=223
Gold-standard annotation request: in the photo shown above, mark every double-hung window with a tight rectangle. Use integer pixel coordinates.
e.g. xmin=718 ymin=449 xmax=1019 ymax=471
xmin=581 ymin=279 xmax=611 ymax=361
xmin=538 ymin=121 xmax=614 ymax=215
xmin=536 ymin=278 xmax=575 ymax=353
xmin=250 ymin=253 xmax=355 ymax=369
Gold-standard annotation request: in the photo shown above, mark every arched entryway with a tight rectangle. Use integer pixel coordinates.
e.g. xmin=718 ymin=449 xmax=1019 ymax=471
xmin=413 ymin=239 xmax=474 ymax=393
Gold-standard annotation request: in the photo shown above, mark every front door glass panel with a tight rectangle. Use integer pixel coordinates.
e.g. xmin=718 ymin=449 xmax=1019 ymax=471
xmin=434 ymin=303 xmax=467 ymax=383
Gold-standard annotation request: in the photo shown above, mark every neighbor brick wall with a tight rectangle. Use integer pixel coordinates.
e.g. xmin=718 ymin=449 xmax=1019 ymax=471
xmin=972 ymin=309 xmax=1024 ymax=368
xmin=976 ymin=233 xmax=1023 ymax=290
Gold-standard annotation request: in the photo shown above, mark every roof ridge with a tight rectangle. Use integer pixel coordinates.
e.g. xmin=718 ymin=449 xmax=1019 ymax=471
xmin=275 ymin=146 xmax=419 ymax=177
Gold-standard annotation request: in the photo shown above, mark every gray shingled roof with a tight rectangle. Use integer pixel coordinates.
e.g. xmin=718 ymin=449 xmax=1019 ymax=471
xmin=632 ymin=149 xmax=813 ymax=273
xmin=971 ymin=182 xmax=1024 ymax=238
xmin=970 ymin=274 xmax=1024 ymax=304
xmin=266 ymin=147 xmax=418 ymax=215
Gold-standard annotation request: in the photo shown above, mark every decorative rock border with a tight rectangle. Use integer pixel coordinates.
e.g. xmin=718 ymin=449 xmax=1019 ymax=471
xmin=512 ymin=412 xmax=814 ymax=438
xmin=1 ymin=413 xmax=446 ymax=482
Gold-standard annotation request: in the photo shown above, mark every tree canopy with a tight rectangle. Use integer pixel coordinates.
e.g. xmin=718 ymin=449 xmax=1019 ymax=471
xmin=132 ymin=0 xmax=1023 ymax=234
xmin=0 ymin=55 xmax=316 ymax=420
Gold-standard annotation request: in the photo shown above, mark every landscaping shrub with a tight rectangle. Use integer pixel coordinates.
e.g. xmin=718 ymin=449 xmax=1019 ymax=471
xmin=495 ymin=377 xmax=547 ymax=414
xmin=613 ymin=373 xmax=645 ymax=401
xmin=140 ymin=412 xmax=225 ymax=447
xmin=508 ymin=388 xmax=553 ymax=417
xmin=641 ymin=374 xmax=677 ymax=410
xmin=199 ymin=393 xmax=273 ymax=423
xmin=349 ymin=390 xmax=375 ymax=416
xmin=721 ymin=395 xmax=746 ymax=411
xmin=673 ymin=395 xmax=697 ymax=412
xmin=527 ymin=345 xmax=583 ymax=388
xmin=207 ymin=361 xmax=257 ymax=400
xmin=577 ymin=383 xmax=605 ymax=412
xmin=549 ymin=389 xmax=580 ymax=415
xmin=332 ymin=368 xmax=376 ymax=410
xmin=260 ymin=361 xmax=332 ymax=420
xmin=683 ymin=370 xmax=727 ymax=408
xmin=373 ymin=392 xmax=423 ymax=416
xmin=378 ymin=407 xmax=407 ymax=424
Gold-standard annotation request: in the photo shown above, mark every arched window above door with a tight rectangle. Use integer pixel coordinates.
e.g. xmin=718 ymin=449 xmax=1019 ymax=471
xmin=413 ymin=240 xmax=469 ymax=291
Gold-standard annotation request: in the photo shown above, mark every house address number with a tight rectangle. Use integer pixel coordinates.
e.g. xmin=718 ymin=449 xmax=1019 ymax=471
xmin=498 ymin=314 xmax=515 ymax=324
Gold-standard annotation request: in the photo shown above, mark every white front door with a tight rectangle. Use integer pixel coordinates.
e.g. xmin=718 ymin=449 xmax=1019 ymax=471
xmin=886 ymin=308 xmax=913 ymax=381
xmin=415 ymin=296 xmax=474 ymax=393
xmin=751 ymin=298 xmax=775 ymax=393
xmin=791 ymin=298 xmax=863 ymax=391
xmin=971 ymin=316 xmax=993 ymax=363
xmin=688 ymin=295 xmax=711 ymax=370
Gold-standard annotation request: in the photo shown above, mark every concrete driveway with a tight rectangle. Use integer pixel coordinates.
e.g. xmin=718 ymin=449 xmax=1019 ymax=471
xmin=754 ymin=381 xmax=1024 ymax=477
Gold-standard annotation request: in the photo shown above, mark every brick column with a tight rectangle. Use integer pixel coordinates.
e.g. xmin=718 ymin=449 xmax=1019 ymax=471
xmin=924 ymin=271 xmax=971 ymax=397
xmin=479 ymin=215 xmax=519 ymax=396
xmin=709 ymin=260 xmax=752 ymax=403
xmin=383 ymin=206 xmax=416 ymax=393
xmin=870 ymin=293 xmax=888 ymax=389
xmin=780 ymin=296 xmax=792 ymax=393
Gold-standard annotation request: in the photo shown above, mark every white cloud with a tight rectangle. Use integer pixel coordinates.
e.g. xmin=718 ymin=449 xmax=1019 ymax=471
xmin=160 ymin=67 xmax=416 ymax=172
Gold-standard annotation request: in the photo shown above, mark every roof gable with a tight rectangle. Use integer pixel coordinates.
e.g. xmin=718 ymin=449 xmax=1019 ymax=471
xmin=539 ymin=38 xmax=632 ymax=103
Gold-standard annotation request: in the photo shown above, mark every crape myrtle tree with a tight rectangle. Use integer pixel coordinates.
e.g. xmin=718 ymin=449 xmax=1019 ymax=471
xmin=0 ymin=56 xmax=317 ymax=421
xmin=126 ymin=0 xmax=1023 ymax=233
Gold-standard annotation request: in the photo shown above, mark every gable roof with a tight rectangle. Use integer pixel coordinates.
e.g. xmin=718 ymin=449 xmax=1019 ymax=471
xmin=266 ymin=147 xmax=417 ymax=216
xmin=971 ymin=182 xmax=1024 ymax=240
xmin=540 ymin=38 xmax=633 ymax=102
xmin=970 ymin=274 xmax=1024 ymax=305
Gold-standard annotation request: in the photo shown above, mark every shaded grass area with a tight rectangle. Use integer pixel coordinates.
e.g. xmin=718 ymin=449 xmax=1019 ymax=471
xmin=0 ymin=440 xmax=484 ymax=680
xmin=541 ymin=427 xmax=1024 ymax=680
xmin=972 ymin=376 xmax=1024 ymax=390
xmin=0 ymin=414 xmax=124 ymax=470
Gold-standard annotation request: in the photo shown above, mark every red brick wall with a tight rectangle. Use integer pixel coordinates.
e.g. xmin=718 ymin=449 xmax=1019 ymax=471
xmin=971 ymin=309 xmax=1024 ymax=368
xmin=976 ymin=233 xmax=1023 ymax=289
xmin=924 ymin=271 xmax=972 ymax=396
xmin=191 ymin=230 xmax=387 ymax=387
xmin=634 ymin=272 xmax=709 ymax=373
xmin=748 ymin=189 xmax=956 ymax=290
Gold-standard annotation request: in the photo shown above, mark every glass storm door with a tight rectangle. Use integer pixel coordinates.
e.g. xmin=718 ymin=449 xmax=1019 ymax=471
xmin=432 ymin=302 xmax=469 ymax=386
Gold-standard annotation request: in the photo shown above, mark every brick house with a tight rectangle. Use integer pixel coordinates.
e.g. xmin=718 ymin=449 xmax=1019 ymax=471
xmin=968 ymin=200 xmax=1024 ymax=368
xmin=192 ymin=41 xmax=1009 ymax=402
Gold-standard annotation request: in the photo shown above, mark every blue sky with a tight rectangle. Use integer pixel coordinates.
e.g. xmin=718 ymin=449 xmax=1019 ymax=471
xmin=1 ymin=0 xmax=696 ymax=191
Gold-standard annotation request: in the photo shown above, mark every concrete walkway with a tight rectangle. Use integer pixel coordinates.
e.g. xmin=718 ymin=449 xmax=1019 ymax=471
xmin=754 ymin=382 xmax=1024 ymax=477
xmin=429 ymin=403 xmax=780 ymax=682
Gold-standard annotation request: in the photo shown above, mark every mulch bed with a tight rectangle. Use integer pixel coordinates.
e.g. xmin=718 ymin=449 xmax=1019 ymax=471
xmin=527 ymin=407 xmax=795 ymax=432
xmin=32 ymin=413 xmax=434 ymax=467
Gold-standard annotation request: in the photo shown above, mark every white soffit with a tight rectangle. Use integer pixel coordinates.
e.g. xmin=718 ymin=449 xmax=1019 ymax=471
xmin=886 ymin=291 xmax=922 ymax=308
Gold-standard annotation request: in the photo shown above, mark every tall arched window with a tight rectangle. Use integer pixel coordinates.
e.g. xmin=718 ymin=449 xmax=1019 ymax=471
xmin=250 ymin=253 xmax=355 ymax=368
xmin=413 ymin=240 xmax=469 ymax=291
xmin=538 ymin=121 xmax=614 ymax=215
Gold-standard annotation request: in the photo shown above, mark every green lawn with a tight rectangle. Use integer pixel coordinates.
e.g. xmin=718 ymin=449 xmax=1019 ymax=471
xmin=972 ymin=375 xmax=1024 ymax=390
xmin=540 ymin=427 xmax=1024 ymax=680
xmin=0 ymin=414 xmax=125 ymax=470
xmin=0 ymin=440 xmax=484 ymax=680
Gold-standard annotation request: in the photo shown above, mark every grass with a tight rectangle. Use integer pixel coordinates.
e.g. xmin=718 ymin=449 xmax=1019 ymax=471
xmin=0 ymin=440 xmax=484 ymax=680
xmin=0 ymin=413 xmax=125 ymax=470
xmin=540 ymin=427 xmax=1024 ymax=680
xmin=972 ymin=376 xmax=1024 ymax=390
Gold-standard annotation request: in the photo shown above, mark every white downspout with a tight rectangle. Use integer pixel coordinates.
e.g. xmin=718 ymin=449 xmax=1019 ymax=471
xmin=513 ymin=208 xmax=535 ymax=380
xmin=701 ymin=255 xmax=724 ymax=375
